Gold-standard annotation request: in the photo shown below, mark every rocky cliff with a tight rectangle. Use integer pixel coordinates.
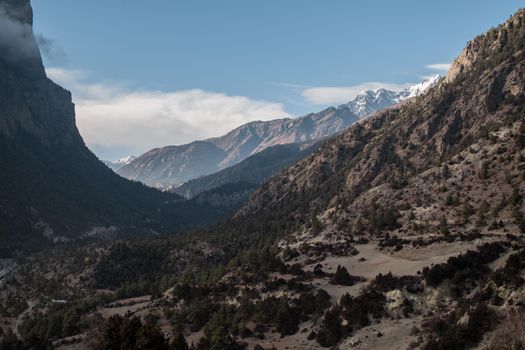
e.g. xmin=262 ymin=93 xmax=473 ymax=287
xmin=0 ymin=0 xmax=208 ymax=253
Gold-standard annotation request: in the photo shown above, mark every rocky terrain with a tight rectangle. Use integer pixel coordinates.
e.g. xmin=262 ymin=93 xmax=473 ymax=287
xmin=1 ymin=2 xmax=524 ymax=350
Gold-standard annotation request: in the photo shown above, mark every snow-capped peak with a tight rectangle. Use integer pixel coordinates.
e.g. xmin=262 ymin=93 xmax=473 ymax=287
xmin=116 ymin=155 xmax=136 ymax=165
xmin=405 ymin=74 xmax=442 ymax=99
xmin=340 ymin=75 xmax=442 ymax=118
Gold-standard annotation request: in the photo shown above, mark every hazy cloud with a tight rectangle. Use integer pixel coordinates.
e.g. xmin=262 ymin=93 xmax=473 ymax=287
xmin=46 ymin=68 xmax=288 ymax=159
xmin=35 ymin=34 xmax=67 ymax=64
xmin=426 ymin=63 xmax=451 ymax=72
xmin=302 ymin=82 xmax=411 ymax=105
xmin=0 ymin=5 xmax=39 ymax=62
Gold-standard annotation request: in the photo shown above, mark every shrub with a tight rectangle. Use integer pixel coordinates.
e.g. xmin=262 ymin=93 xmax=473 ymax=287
xmin=331 ymin=265 xmax=358 ymax=286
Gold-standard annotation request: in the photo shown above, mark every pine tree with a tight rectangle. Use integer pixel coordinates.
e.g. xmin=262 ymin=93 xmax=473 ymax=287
xmin=331 ymin=265 xmax=355 ymax=286
xmin=276 ymin=299 xmax=298 ymax=336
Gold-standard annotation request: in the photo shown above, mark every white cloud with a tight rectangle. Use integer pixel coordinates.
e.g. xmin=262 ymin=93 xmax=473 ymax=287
xmin=302 ymin=82 xmax=411 ymax=105
xmin=426 ymin=63 xmax=451 ymax=72
xmin=46 ymin=67 xmax=287 ymax=159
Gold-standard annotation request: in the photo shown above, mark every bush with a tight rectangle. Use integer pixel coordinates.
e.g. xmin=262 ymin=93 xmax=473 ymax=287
xmin=92 ymin=315 xmax=172 ymax=350
xmin=423 ymin=304 xmax=496 ymax=350
xmin=422 ymin=243 xmax=505 ymax=287
xmin=331 ymin=265 xmax=358 ymax=286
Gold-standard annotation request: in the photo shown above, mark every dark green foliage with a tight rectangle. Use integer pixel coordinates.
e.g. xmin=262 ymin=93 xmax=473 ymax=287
xmin=0 ymin=329 xmax=25 ymax=350
xmin=230 ymin=246 xmax=284 ymax=278
xmin=518 ymin=122 xmax=525 ymax=148
xmin=492 ymin=249 xmax=525 ymax=287
xmin=17 ymin=294 xmax=118 ymax=348
xmin=19 ymin=308 xmax=81 ymax=346
xmin=423 ymin=304 xmax=497 ymax=350
xmin=92 ymin=315 xmax=172 ymax=350
xmin=281 ymin=247 xmax=300 ymax=261
xmin=511 ymin=187 xmax=523 ymax=207
xmin=331 ymin=265 xmax=357 ymax=286
xmin=94 ymin=242 xmax=171 ymax=292
xmin=316 ymin=288 xmax=387 ymax=347
xmin=422 ymin=242 xmax=505 ymax=287
xmin=519 ymin=216 xmax=525 ymax=234
xmin=476 ymin=200 xmax=490 ymax=227
xmin=340 ymin=290 xmax=386 ymax=328
xmin=315 ymin=307 xmax=344 ymax=347
xmin=296 ymin=289 xmax=331 ymax=316
xmin=202 ymin=306 xmax=246 ymax=350
xmin=276 ymin=299 xmax=299 ymax=336
xmin=439 ymin=216 xmax=449 ymax=235
xmin=479 ymin=161 xmax=489 ymax=179
xmin=172 ymin=332 xmax=190 ymax=350
xmin=370 ymin=272 xmax=423 ymax=294
xmin=366 ymin=201 xmax=400 ymax=233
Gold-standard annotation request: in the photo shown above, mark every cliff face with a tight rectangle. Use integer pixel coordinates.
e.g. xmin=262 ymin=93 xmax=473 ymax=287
xmin=447 ymin=9 xmax=525 ymax=83
xmin=0 ymin=0 xmax=193 ymax=253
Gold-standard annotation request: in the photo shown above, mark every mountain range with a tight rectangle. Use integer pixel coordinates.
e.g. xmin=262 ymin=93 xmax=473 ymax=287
xmin=117 ymin=75 xmax=440 ymax=189
xmin=1 ymin=2 xmax=525 ymax=349
xmin=103 ymin=155 xmax=136 ymax=172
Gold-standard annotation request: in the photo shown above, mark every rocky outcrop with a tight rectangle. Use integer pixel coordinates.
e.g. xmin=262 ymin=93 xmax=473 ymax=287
xmin=446 ymin=8 xmax=525 ymax=83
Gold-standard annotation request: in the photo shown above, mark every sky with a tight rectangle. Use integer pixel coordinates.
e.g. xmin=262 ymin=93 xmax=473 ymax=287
xmin=31 ymin=0 xmax=523 ymax=160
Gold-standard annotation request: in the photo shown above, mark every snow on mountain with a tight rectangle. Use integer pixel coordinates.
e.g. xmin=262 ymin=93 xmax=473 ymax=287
xmin=116 ymin=155 xmax=136 ymax=165
xmin=342 ymin=75 xmax=442 ymax=118
xmin=119 ymin=76 xmax=442 ymax=188
xmin=103 ymin=155 xmax=136 ymax=172
xmin=405 ymin=74 xmax=442 ymax=99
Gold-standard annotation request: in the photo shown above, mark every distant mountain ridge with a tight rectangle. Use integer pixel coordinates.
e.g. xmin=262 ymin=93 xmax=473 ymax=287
xmin=119 ymin=76 xmax=440 ymax=188
xmin=342 ymin=74 xmax=441 ymax=117
xmin=103 ymin=155 xmax=136 ymax=171
xmin=118 ymin=106 xmax=359 ymax=188
xmin=173 ymin=142 xmax=320 ymax=198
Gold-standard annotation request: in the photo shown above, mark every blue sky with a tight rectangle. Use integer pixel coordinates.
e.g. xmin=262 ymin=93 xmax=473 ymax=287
xmin=32 ymin=0 xmax=523 ymax=160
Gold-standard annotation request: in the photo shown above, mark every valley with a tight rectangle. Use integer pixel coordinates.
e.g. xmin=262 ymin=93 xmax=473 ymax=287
xmin=0 ymin=1 xmax=524 ymax=349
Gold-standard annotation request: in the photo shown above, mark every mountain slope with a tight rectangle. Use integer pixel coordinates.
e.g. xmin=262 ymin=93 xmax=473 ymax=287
xmin=173 ymin=142 xmax=321 ymax=198
xmin=238 ymin=9 xmax=525 ymax=241
xmin=342 ymin=75 xmax=441 ymax=117
xmin=103 ymin=155 xmax=136 ymax=172
xmin=118 ymin=106 xmax=359 ymax=188
xmin=4 ymin=7 xmax=525 ymax=350
xmin=119 ymin=77 xmax=439 ymax=188
xmin=0 ymin=0 xmax=217 ymax=253
xmin=118 ymin=141 xmax=228 ymax=187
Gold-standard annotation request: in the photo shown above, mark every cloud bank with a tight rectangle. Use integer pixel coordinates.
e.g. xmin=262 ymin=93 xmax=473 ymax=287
xmin=426 ymin=63 xmax=451 ymax=72
xmin=46 ymin=68 xmax=287 ymax=159
xmin=0 ymin=5 xmax=39 ymax=63
xmin=302 ymin=82 xmax=411 ymax=105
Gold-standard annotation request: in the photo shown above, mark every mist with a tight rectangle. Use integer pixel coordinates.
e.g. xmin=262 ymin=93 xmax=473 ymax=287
xmin=0 ymin=4 xmax=40 ymax=64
